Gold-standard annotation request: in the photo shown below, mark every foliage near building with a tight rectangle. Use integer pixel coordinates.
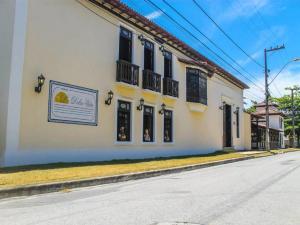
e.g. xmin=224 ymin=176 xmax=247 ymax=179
xmin=272 ymin=86 xmax=300 ymax=145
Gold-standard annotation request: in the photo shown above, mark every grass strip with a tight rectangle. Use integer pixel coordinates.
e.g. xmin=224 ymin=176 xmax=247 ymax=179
xmin=0 ymin=151 xmax=244 ymax=188
xmin=1 ymin=148 xmax=298 ymax=189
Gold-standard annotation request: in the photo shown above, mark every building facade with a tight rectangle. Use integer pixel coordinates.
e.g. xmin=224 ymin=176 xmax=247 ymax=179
xmin=251 ymin=102 xmax=285 ymax=149
xmin=0 ymin=0 xmax=251 ymax=166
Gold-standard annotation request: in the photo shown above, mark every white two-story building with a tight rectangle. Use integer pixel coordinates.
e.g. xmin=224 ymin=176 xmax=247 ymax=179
xmin=0 ymin=0 xmax=251 ymax=166
xmin=251 ymin=101 xmax=284 ymax=149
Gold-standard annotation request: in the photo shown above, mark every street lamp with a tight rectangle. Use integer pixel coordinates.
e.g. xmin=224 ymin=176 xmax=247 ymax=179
xmin=267 ymin=57 xmax=300 ymax=150
xmin=269 ymin=58 xmax=300 ymax=85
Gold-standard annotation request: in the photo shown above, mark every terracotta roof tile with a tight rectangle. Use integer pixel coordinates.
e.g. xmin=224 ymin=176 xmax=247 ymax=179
xmin=89 ymin=0 xmax=249 ymax=89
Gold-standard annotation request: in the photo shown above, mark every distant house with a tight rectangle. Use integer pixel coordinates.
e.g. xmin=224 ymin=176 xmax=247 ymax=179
xmin=0 ymin=0 xmax=251 ymax=167
xmin=251 ymin=102 xmax=284 ymax=149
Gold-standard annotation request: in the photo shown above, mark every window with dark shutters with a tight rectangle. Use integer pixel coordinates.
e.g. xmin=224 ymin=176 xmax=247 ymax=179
xmin=119 ymin=27 xmax=132 ymax=62
xmin=143 ymin=105 xmax=154 ymax=142
xmin=164 ymin=110 xmax=173 ymax=142
xmin=117 ymin=100 xmax=131 ymax=142
xmin=186 ymin=68 xmax=207 ymax=105
xmin=144 ymin=40 xmax=154 ymax=71
xmin=164 ymin=51 xmax=172 ymax=78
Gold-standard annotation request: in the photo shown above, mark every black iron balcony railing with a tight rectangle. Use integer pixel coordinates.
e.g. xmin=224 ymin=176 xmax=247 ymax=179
xmin=163 ymin=77 xmax=179 ymax=98
xmin=116 ymin=60 xmax=139 ymax=86
xmin=142 ymin=70 xmax=161 ymax=93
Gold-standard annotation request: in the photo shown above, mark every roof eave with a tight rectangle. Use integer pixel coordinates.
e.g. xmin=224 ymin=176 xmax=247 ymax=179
xmin=90 ymin=0 xmax=249 ymax=90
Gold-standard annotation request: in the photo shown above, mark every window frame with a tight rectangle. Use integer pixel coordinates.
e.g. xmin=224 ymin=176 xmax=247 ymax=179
xmin=143 ymin=39 xmax=155 ymax=72
xmin=164 ymin=51 xmax=173 ymax=78
xmin=186 ymin=67 xmax=207 ymax=105
xmin=163 ymin=109 xmax=174 ymax=144
xmin=115 ymin=98 xmax=134 ymax=145
xmin=118 ymin=25 xmax=135 ymax=63
xmin=141 ymin=103 xmax=156 ymax=144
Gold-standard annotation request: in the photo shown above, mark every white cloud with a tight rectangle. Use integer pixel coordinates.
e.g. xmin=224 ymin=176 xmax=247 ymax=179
xmin=254 ymin=26 xmax=286 ymax=48
xmin=145 ymin=11 xmax=162 ymax=20
xmin=269 ymin=68 xmax=300 ymax=97
xmin=237 ymin=50 xmax=262 ymax=66
xmin=245 ymin=67 xmax=300 ymax=104
xmin=236 ymin=26 xmax=286 ymax=67
xmin=220 ymin=0 xmax=269 ymax=22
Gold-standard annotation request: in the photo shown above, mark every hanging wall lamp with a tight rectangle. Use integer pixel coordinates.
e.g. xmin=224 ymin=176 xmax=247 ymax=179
xmin=233 ymin=107 xmax=240 ymax=114
xmin=219 ymin=101 xmax=226 ymax=110
xmin=137 ymin=98 xmax=144 ymax=111
xmin=138 ymin=34 xmax=145 ymax=46
xmin=35 ymin=74 xmax=45 ymax=93
xmin=105 ymin=90 xmax=114 ymax=105
xmin=159 ymin=45 xmax=166 ymax=56
xmin=159 ymin=103 xmax=166 ymax=115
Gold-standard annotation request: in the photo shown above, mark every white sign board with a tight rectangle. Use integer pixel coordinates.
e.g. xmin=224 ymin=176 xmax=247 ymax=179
xmin=48 ymin=81 xmax=98 ymax=126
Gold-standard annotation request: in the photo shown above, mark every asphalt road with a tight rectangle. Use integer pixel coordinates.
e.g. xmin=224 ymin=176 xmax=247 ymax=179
xmin=1 ymin=152 xmax=300 ymax=225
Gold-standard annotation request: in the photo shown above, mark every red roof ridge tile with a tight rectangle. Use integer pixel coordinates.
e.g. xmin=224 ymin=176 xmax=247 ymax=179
xmin=89 ymin=0 xmax=249 ymax=89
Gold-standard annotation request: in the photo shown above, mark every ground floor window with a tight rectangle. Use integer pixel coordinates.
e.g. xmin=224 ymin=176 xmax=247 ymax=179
xmin=164 ymin=110 xmax=173 ymax=142
xmin=117 ymin=100 xmax=131 ymax=142
xmin=143 ymin=105 xmax=154 ymax=142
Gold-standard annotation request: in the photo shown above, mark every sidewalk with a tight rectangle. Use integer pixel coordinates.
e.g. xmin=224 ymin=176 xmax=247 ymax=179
xmin=0 ymin=149 xmax=298 ymax=199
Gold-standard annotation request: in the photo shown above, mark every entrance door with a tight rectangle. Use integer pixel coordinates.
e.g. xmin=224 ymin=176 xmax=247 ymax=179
xmin=223 ymin=104 xmax=232 ymax=147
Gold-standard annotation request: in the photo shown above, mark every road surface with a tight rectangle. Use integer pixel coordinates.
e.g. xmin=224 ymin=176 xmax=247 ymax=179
xmin=1 ymin=152 xmax=300 ymax=225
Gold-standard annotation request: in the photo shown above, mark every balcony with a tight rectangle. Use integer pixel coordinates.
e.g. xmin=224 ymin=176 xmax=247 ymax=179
xmin=142 ymin=70 xmax=161 ymax=93
xmin=186 ymin=95 xmax=207 ymax=105
xmin=116 ymin=60 xmax=139 ymax=86
xmin=163 ymin=77 xmax=179 ymax=98
xmin=186 ymin=92 xmax=207 ymax=113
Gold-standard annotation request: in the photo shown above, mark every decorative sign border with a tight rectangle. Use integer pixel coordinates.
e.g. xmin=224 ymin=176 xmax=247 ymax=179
xmin=48 ymin=80 xmax=98 ymax=126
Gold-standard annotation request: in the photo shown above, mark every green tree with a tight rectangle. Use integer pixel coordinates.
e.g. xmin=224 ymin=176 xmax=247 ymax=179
xmin=272 ymin=86 xmax=300 ymax=146
xmin=245 ymin=101 xmax=257 ymax=113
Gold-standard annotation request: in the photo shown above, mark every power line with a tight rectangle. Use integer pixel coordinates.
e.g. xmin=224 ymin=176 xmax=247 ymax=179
xmin=250 ymin=0 xmax=291 ymax=92
xmin=141 ymin=0 xmax=265 ymax=93
xmin=206 ymin=76 xmax=265 ymax=102
xmin=192 ymin=0 xmax=264 ymax=68
xmin=273 ymin=83 xmax=283 ymax=96
xmin=232 ymin=0 xmax=288 ymax=87
xmin=244 ymin=91 xmax=264 ymax=101
xmin=251 ymin=1 xmax=289 ymax=69
xmin=243 ymin=96 xmax=261 ymax=104
xmin=162 ymin=0 xmax=264 ymax=89
xmin=245 ymin=91 xmax=264 ymax=101
xmin=84 ymin=0 xmax=266 ymax=101
xmin=232 ymin=0 xmax=273 ymax=56
xmin=231 ymin=1 xmax=287 ymax=99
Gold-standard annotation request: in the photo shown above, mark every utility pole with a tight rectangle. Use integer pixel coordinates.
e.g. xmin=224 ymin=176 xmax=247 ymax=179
xmin=286 ymin=86 xmax=300 ymax=148
xmin=264 ymin=45 xmax=285 ymax=151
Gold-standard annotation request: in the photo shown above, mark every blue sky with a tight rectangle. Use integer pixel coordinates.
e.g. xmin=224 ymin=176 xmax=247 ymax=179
xmin=121 ymin=0 xmax=300 ymax=106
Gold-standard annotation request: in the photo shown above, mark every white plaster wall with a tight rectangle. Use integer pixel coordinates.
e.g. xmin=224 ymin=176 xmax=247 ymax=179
xmin=4 ymin=0 xmax=247 ymax=166
xmin=270 ymin=115 xmax=284 ymax=148
xmin=269 ymin=115 xmax=284 ymax=131
xmin=243 ymin=112 xmax=251 ymax=150
xmin=0 ymin=0 xmax=16 ymax=166
xmin=3 ymin=0 xmax=28 ymax=167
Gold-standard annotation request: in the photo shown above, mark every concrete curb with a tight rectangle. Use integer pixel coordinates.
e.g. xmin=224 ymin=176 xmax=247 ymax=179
xmin=0 ymin=156 xmax=256 ymax=200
